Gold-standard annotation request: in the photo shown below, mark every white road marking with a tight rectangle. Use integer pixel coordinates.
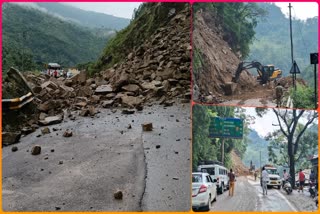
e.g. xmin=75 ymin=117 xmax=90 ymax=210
xmin=247 ymin=176 xmax=298 ymax=212
xmin=275 ymin=190 xmax=298 ymax=212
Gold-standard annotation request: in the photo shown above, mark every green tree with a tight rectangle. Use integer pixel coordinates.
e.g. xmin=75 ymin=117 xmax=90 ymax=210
xmin=268 ymin=109 xmax=317 ymax=187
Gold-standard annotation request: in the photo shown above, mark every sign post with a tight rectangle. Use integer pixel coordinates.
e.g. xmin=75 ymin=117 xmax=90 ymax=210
xmin=209 ymin=117 xmax=244 ymax=139
xmin=209 ymin=117 xmax=244 ymax=165
xmin=310 ymin=53 xmax=318 ymax=109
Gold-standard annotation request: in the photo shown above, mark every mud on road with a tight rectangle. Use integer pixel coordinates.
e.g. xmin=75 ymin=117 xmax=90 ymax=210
xmin=3 ymin=104 xmax=191 ymax=211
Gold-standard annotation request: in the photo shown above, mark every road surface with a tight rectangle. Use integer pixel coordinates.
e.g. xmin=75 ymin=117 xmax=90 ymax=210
xmin=3 ymin=104 xmax=191 ymax=211
xmin=210 ymin=176 xmax=316 ymax=212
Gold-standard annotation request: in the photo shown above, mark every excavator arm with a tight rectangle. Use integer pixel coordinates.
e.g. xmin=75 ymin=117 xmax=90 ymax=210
xmin=232 ymin=61 xmax=269 ymax=84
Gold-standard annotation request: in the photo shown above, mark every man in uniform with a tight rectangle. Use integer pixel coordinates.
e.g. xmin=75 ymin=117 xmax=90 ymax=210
xmin=275 ymin=83 xmax=284 ymax=107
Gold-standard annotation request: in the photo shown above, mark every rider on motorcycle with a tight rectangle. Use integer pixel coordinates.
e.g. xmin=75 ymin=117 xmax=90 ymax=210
xmin=282 ymin=169 xmax=289 ymax=188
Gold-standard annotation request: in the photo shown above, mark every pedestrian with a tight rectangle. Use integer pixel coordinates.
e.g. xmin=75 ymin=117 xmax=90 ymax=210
xmin=275 ymin=83 xmax=284 ymax=107
xmin=282 ymin=169 xmax=289 ymax=188
xmin=298 ymin=169 xmax=305 ymax=193
xmin=228 ymin=168 xmax=236 ymax=196
xmin=254 ymin=171 xmax=257 ymax=181
xmin=261 ymin=167 xmax=269 ymax=195
xmin=310 ymin=170 xmax=316 ymax=184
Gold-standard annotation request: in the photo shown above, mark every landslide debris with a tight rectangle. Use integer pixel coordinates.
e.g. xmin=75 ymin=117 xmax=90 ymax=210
xmin=2 ymin=3 xmax=191 ymax=145
xmin=193 ymin=10 xmax=257 ymax=103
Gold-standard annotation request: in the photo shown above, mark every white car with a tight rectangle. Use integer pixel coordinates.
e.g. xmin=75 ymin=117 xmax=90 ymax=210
xmin=197 ymin=162 xmax=229 ymax=194
xmin=192 ymin=172 xmax=217 ymax=211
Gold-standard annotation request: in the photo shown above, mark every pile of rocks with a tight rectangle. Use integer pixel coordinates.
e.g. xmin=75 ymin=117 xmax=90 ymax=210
xmin=2 ymin=6 xmax=191 ymax=145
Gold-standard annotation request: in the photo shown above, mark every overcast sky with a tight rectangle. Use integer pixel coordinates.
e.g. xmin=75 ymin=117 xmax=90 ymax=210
xmin=245 ymin=107 xmax=318 ymax=138
xmin=64 ymin=2 xmax=141 ymax=19
xmin=275 ymin=2 xmax=318 ymax=20
xmin=63 ymin=3 xmax=318 ymax=20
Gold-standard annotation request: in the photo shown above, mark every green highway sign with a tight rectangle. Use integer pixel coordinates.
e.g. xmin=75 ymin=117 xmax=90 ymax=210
xmin=209 ymin=117 xmax=244 ymax=139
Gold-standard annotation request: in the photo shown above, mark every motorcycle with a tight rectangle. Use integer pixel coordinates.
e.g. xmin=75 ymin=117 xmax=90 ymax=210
xmin=283 ymin=178 xmax=292 ymax=195
xmin=309 ymin=180 xmax=317 ymax=198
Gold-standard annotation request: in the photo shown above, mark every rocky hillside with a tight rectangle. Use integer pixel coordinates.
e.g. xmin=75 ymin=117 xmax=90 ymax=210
xmin=193 ymin=10 xmax=257 ymax=103
xmin=2 ymin=3 xmax=191 ymax=143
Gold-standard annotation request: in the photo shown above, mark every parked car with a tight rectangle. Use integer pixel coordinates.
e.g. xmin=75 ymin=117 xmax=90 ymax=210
xmin=197 ymin=161 xmax=229 ymax=194
xmin=192 ymin=172 xmax=217 ymax=211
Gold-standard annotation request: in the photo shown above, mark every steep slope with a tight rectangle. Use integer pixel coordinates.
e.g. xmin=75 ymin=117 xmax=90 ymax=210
xmin=231 ymin=150 xmax=250 ymax=176
xmin=2 ymin=3 xmax=110 ymax=73
xmin=93 ymin=3 xmax=189 ymax=71
xmin=193 ymin=10 xmax=257 ymax=103
xmin=36 ymin=3 xmax=130 ymax=30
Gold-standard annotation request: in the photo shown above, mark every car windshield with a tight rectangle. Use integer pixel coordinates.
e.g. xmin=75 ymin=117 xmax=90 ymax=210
xmin=266 ymin=169 xmax=278 ymax=175
xmin=192 ymin=174 xmax=202 ymax=183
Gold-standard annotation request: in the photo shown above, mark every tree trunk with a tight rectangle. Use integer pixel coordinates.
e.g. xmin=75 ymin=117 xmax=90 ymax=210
xmin=288 ymin=136 xmax=295 ymax=188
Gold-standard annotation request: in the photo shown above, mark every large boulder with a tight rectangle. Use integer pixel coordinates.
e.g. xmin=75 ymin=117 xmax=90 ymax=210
xmin=121 ymin=95 xmax=143 ymax=107
xmin=39 ymin=115 xmax=63 ymax=126
xmin=2 ymin=132 xmax=21 ymax=146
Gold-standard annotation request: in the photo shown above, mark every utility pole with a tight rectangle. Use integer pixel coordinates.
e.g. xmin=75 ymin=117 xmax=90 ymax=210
xmin=289 ymin=3 xmax=296 ymax=90
xmin=221 ymin=139 xmax=224 ymax=165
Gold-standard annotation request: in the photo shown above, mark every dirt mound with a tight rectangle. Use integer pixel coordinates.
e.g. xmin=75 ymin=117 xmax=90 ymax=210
xmin=2 ymin=6 xmax=191 ymax=143
xmin=193 ymin=10 xmax=257 ymax=103
xmin=278 ymin=76 xmax=307 ymax=88
xmin=230 ymin=150 xmax=250 ymax=176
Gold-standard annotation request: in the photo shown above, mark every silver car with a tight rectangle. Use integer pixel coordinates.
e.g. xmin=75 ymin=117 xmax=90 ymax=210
xmin=192 ymin=172 xmax=217 ymax=211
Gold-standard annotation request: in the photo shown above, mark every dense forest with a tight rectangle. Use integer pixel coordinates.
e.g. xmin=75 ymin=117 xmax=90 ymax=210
xmin=248 ymin=3 xmax=318 ymax=86
xmin=192 ymin=105 xmax=251 ymax=170
xmin=194 ymin=3 xmax=267 ymax=59
xmin=2 ymin=3 xmax=117 ymax=74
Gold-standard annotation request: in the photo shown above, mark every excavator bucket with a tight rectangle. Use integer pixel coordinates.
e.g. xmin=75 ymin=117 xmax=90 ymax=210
xmin=224 ymin=82 xmax=236 ymax=96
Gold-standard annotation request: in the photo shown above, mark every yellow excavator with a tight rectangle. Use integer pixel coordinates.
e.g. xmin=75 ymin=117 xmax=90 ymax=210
xmin=232 ymin=61 xmax=282 ymax=84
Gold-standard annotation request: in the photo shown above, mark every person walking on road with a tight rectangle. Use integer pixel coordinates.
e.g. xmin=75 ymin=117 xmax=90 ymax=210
xmin=228 ymin=169 xmax=236 ymax=196
xmin=261 ymin=167 xmax=269 ymax=195
xmin=298 ymin=169 xmax=305 ymax=193
xmin=254 ymin=171 xmax=257 ymax=181
xmin=275 ymin=83 xmax=284 ymax=107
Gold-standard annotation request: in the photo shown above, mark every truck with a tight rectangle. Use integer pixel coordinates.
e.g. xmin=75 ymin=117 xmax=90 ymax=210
xmin=260 ymin=164 xmax=281 ymax=189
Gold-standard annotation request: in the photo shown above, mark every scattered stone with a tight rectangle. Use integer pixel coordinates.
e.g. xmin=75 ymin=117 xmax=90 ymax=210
xmin=142 ymin=123 xmax=153 ymax=131
xmin=2 ymin=132 xmax=21 ymax=146
xmin=55 ymin=207 xmax=61 ymax=211
xmin=31 ymin=145 xmax=41 ymax=155
xmin=39 ymin=115 xmax=63 ymax=126
xmin=11 ymin=146 xmax=18 ymax=152
xmin=114 ymin=190 xmax=123 ymax=200
xmin=173 ymin=177 xmax=179 ymax=180
xmin=21 ymin=127 xmax=34 ymax=135
xmin=102 ymin=100 xmax=114 ymax=108
xmin=51 ymin=149 xmax=55 ymax=153
xmin=156 ymin=145 xmax=161 ymax=149
xmin=41 ymin=127 xmax=50 ymax=135
xmin=59 ymin=160 xmax=63 ymax=165
xmin=63 ymin=130 xmax=73 ymax=137
xmin=95 ymin=84 xmax=113 ymax=94
xmin=127 ymin=124 xmax=132 ymax=129
xmin=80 ymin=109 xmax=89 ymax=117
xmin=122 ymin=109 xmax=135 ymax=114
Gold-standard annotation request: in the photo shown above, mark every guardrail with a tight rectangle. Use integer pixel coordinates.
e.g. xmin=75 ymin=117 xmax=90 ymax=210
xmin=2 ymin=92 xmax=34 ymax=111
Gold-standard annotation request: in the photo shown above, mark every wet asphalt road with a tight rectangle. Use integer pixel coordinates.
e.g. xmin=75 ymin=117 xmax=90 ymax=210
xmin=210 ymin=176 xmax=298 ymax=212
xmin=3 ymin=104 xmax=191 ymax=211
